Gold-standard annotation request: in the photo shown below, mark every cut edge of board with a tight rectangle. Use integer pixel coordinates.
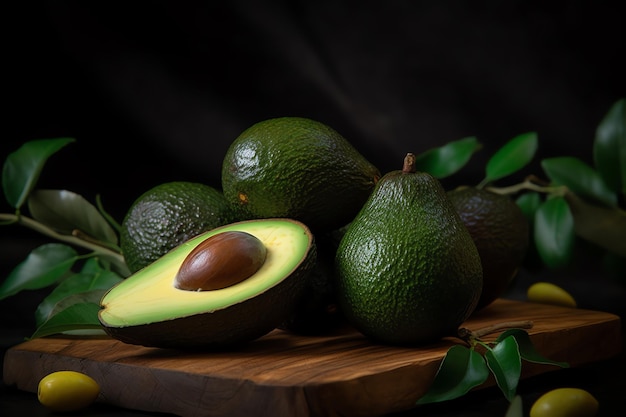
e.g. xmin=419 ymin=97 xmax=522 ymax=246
xmin=3 ymin=299 xmax=623 ymax=417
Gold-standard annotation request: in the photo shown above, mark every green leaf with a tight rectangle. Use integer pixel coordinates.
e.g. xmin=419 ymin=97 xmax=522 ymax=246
xmin=516 ymin=192 xmax=544 ymax=271
xmin=96 ymin=194 xmax=122 ymax=234
xmin=542 ymin=156 xmax=617 ymax=208
xmin=35 ymin=258 xmax=123 ymax=326
xmin=496 ymin=329 xmax=569 ymax=368
xmin=534 ymin=196 xmax=575 ymax=269
xmin=2 ymin=138 xmax=75 ymax=209
xmin=28 ymin=189 xmax=119 ymax=246
xmin=414 ymin=137 xmax=482 ymax=179
xmin=484 ymin=132 xmax=538 ymax=183
xmin=30 ymin=299 xmax=103 ymax=339
xmin=593 ymin=98 xmax=626 ymax=195
xmin=484 ymin=336 xmax=521 ymax=402
xmin=516 ymin=192 xmax=542 ymax=223
xmin=79 ymin=256 xmax=108 ymax=275
xmin=564 ymin=192 xmax=626 ymax=257
xmin=416 ymin=345 xmax=489 ymax=405
xmin=43 ymin=289 xmax=104 ymax=320
xmin=0 ymin=243 xmax=78 ymax=300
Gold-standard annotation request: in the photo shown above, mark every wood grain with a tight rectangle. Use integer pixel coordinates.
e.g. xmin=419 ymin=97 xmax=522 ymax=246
xmin=2 ymin=299 xmax=622 ymax=417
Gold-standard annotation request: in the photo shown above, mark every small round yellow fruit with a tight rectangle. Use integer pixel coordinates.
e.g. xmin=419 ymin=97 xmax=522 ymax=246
xmin=530 ymin=387 xmax=598 ymax=417
xmin=38 ymin=370 xmax=100 ymax=412
xmin=527 ymin=282 xmax=577 ymax=307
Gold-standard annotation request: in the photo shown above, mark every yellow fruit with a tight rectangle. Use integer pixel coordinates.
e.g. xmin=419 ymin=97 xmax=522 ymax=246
xmin=527 ymin=282 xmax=577 ymax=307
xmin=38 ymin=370 xmax=100 ymax=412
xmin=530 ymin=388 xmax=598 ymax=417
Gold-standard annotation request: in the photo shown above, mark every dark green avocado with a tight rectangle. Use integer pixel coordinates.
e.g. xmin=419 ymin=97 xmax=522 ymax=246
xmin=99 ymin=219 xmax=316 ymax=349
xmin=279 ymin=227 xmax=348 ymax=335
xmin=334 ymin=154 xmax=483 ymax=346
xmin=221 ymin=117 xmax=381 ymax=232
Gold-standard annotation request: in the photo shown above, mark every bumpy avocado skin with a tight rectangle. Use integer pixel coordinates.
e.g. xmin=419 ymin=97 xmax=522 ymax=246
xmin=335 ymin=169 xmax=483 ymax=346
xmin=101 ymin=219 xmax=317 ymax=350
xmin=121 ymin=182 xmax=237 ymax=273
xmin=221 ymin=117 xmax=380 ymax=232
xmin=448 ymin=187 xmax=529 ymax=310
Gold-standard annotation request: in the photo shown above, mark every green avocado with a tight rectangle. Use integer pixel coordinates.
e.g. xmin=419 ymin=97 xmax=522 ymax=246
xmin=221 ymin=117 xmax=380 ymax=232
xmin=99 ymin=218 xmax=316 ymax=349
xmin=121 ymin=181 xmax=237 ymax=273
xmin=279 ymin=229 xmax=347 ymax=335
xmin=447 ymin=186 xmax=529 ymax=310
xmin=335 ymin=153 xmax=483 ymax=346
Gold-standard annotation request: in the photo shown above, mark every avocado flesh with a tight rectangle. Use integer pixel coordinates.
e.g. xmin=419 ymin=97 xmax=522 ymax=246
xmin=99 ymin=219 xmax=315 ymax=349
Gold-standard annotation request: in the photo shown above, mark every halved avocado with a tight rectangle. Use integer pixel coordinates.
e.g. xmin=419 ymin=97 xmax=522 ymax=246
xmin=99 ymin=218 xmax=316 ymax=349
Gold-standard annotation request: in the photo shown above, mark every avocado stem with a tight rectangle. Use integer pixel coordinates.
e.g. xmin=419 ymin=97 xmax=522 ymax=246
xmin=482 ymin=175 xmax=568 ymax=197
xmin=457 ymin=320 xmax=534 ymax=344
xmin=402 ymin=153 xmax=417 ymax=174
xmin=0 ymin=212 xmax=130 ymax=276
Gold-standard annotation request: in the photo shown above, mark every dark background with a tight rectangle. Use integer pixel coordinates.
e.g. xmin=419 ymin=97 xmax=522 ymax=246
xmin=2 ymin=1 xmax=626 ymax=416
xmin=4 ymin=1 xmax=625 ymax=219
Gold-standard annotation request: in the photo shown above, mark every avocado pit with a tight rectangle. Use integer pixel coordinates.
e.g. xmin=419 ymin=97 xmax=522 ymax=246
xmin=174 ymin=231 xmax=267 ymax=291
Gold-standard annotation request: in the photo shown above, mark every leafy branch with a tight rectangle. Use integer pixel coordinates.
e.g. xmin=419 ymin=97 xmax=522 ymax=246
xmin=415 ymin=97 xmax=626 ymax=271
xmin=0 ymin=138 xmax=129 ymax=338
xmin=416 ymin=324 xmax=569 ymax=405
xmin=486 ymin=175 xmax=568 ymax=197
xmin=0 ymin=212 xmax=125 ymax=269
xmin=0 ymin=98 xmax=623 ymax=410
xmin=411 ymin=97 xmax=624 ymax=406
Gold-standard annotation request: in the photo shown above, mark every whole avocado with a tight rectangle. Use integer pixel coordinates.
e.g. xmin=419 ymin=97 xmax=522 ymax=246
xmin=121 ymin=181 xmax=236 ymax=273
xmin=221 ymin=117 xmax=380 ymax=232
xmin=335 ymin=153 xmax=483 ymax=346
xmin=280 ymin=229 xmax=347 ymax=335
xmin=448 ymin=186 xmax=529 ymax=310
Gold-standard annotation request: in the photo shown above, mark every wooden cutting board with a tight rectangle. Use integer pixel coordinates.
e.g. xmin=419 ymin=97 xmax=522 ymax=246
xmin=3 ymin=299 xmax=622 ymax=417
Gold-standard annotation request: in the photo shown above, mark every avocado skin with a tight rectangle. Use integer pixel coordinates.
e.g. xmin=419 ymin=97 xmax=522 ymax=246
xmin=102 ymin=243 xmax=316 ymax=350
xmin=448 ymin=187 xmax=529 ymax=310
xmin=101 ymin=219 xmax=317 ymax=350
xmin=279 ymin=231 xmax=346 ymax=335
xmin=121 ymin=182 xmax=236 ymax=273
xmin=221 ymin=117 xmax=380 ymax=232
xmin=335 ymin=168 xmax=483 ymax=346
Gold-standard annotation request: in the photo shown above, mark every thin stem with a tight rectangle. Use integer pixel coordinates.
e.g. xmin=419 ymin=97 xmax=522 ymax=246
xmin=486 ymin=177 xmax=568 ymax=197
xmin=70 ymin=229 xmax=121 ymax=253
xmin=473 ymin=320 xmax=534 ymax=339
xmin=476 ymin=177 xmax=490 ymax=190
xmin=96 ymin=193 xmax=122 ymax=234
xmin=0 ymin=212 xmax=129 ymax=276
xmin=458 ymin=320 xmax=534 ymax=345
xmin=403 ymin=153 xmax=417 ymax=173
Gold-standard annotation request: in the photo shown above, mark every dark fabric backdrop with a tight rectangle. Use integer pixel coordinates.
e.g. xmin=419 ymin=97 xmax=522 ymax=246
xmin=3 ymin=1 xmax=626 ymax=325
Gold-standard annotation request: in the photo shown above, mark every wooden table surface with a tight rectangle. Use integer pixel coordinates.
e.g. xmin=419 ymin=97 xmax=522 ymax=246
xmin=3 ymin=299 xmax=622 ymax=417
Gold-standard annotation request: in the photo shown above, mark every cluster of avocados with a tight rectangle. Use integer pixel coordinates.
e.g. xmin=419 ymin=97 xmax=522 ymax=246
xmin=99 ymin=116 xmax=515 ymax=350
xmin=100 ymin=117 xmax=379 ymax=349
